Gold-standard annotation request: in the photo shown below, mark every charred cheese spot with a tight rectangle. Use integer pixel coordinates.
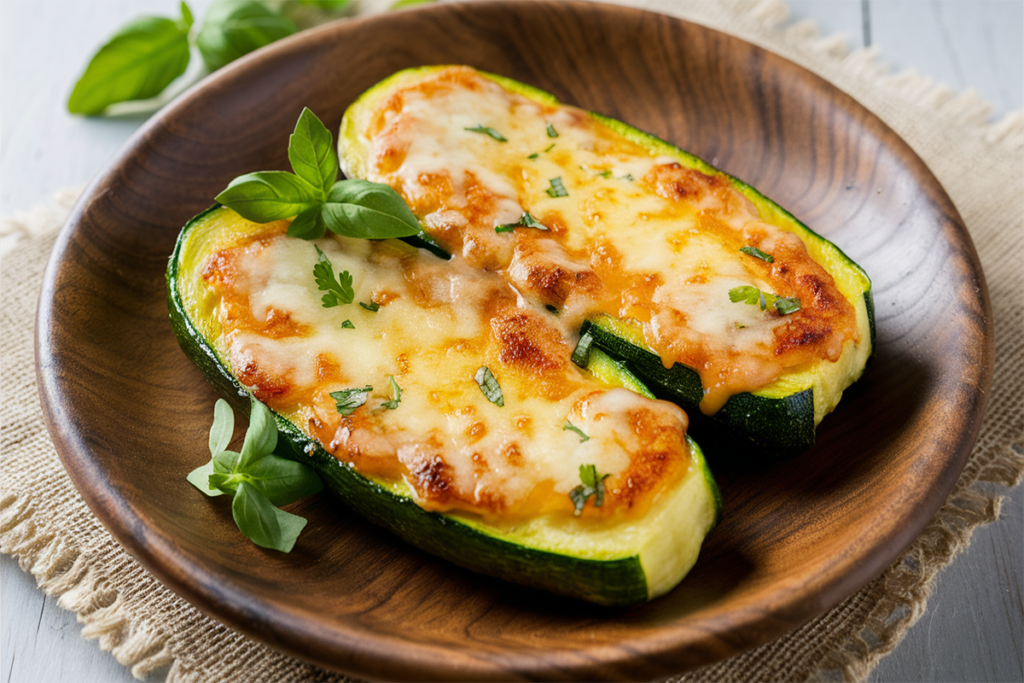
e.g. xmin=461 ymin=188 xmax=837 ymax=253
xmin=490 ymin=307 xmax=566 ymax=374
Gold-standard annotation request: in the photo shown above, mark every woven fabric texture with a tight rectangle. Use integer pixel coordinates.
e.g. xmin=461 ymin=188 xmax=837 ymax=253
xmin=2 ymin=1 xmax=1021 ymax=681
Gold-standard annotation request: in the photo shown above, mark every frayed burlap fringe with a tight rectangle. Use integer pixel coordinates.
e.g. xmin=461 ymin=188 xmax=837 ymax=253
xmin=2 ymin=1 xmax=1022 ymax=682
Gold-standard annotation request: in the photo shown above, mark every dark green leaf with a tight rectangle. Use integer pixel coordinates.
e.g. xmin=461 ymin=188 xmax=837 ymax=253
xmin=563 ymin=420 xmax=589 ymax=442
xmin=289 ymin=107 xmax=337 ymax=196
xmin=215 ymin=171 xmax=321 ymax=223
xmin=359 ymin=301 xmax=380 ymax=312
xmin=322 ymin=179 xmax=421 ymax=239
xmin=209 ymin=398 xmax=235 ymax=456
xmin=331 ymin=385 xmax=373 ymax=415
xmin=380 ymin=375 xmax=402 ymax=410
xmin=740 ymin=245 xmax=774 ymax=263
xmin=67 ymin=15 xmax=191 ymax=115
xmin=312 ymin=245 xmax=354 ymax=307
xmin=287 ymin=206 xmax=327 ymax=240
xmin=546 ymin=123 xmax=558 ymax=138
xmin=464 ymin=125 xmax=507 ymax=142
xmin=240 ymin=453 xmax=323 ymax=506
xmin=196 ymin=0 xmax=297 ymax=72
xmin=341 ymin=319 xmax=355 ymax=329
xmin=231 ymin=481 xmax=307 ymax=552
xmin=495 ymin=212 xmax=548 ymax=233
xmin=773 ymin=297 xmax=802 ymax=315
xmin=569 ymin=464 xmax=609 ymax=515
xmin=239 ymin=397 xmax=277 ymax=468
xmin=545 ymin=177 xmax=568 ymax=198
xmin=570 ymin=330 xmax=593 ymax=368
xmin=474 ymin=367 xmax=504 ymax=407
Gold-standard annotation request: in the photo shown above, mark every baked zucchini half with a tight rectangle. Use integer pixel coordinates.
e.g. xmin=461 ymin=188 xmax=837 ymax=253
xmin=338 ymin=66 xmax=874 ymax=456
xmin=167 ymin=205 xmax=721 ymax=605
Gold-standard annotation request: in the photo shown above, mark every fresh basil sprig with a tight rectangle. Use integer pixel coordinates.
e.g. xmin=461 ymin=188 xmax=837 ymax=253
xmin=196 ymin=0 xmax=297 ymax=72
xmin=569 ymin=464 xmax=609 ymax=515
xmin=216 ymin=108 xmax=421 ymax=241
xmin=187 ymin=397 xmax=323 ymax=552
xmin=728 ymin=285 xmax=801 ymax=316
xmin=67 ymin=2 xmax=194 ymax=115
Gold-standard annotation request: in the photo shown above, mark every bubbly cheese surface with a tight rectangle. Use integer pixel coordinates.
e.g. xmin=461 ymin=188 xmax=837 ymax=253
xmin=200 ymin=220 xmax=693 ymax=521
xmin=353 ymin=66 xmax=862 ymax=413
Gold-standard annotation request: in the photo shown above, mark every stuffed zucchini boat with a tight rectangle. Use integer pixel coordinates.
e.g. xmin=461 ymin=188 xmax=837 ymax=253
xmin=338 ymin=65 xmax=874 ymax=456
xmin=167 ymin=205 xmax=721 ymax=605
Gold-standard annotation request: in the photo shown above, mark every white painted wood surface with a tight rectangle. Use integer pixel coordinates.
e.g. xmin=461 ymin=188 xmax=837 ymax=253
xmin=1 ymin=1 xmax=1020 ymax=681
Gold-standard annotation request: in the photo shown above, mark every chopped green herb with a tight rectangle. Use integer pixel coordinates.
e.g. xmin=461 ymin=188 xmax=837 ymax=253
xmin=545 ymin=176 xmax=568 ymax=198
xmin=622 ymin=173 xmax=635 ymax=181
xmin=570 ymin=330 xmax=594 ymax=368
xmin=495 ymin=212 xmax=548 ymax=233
xmin=381 ymin=375 xmax=402 ymax=410
xmin=464 ymin=125 xmax=507 ymax=142
xmin=527 ymin=152 xmax=539 ymax=160
xmin=740 ymin=245 xmax=774 ymax=263
xmin=563 ymin=420 xmax=590 ymax=442
xmin=729 ymin=286 xmax=801 ymax=315
xmin=546 ymin=123 xmax=558 ymax=138
xmin=596 ymin=169 xmax=612 ymax=178
xmin=773 ymin=297 xmax=802 ymax=315
xmin=569 ymin=464 xmax=609 ymax=515
xmin=474 ymin=366 xmax=504 ymax=407
xmin=312 ymin=245 xmax=354 ymax=307
xmin=544 ymin=143 xmax=555 ymax=153
xmin=360 ymin=301 xmax=380 ymax=312
xmin=331 ymin=385 xmax=373 ymax=415
xmin=341 ymin=319 xmax=355 ymax=329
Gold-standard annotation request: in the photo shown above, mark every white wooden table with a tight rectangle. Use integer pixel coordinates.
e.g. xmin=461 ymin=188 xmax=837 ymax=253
xmin=2 ymin=1 xmax=1021 ymax=681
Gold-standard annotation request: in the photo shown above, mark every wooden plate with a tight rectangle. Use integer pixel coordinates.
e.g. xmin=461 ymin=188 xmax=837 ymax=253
xmin=36 ymin=1 xmax=992 ymax=679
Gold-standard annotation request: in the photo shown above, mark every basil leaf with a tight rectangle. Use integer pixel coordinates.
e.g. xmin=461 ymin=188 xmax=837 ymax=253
xmin=570 ymin=464 xmax=609 ymax=515
xmin=231 ymin=481 xmax=307 ymax=552
xmin=495 ymin=212 xmax=548 ymax=233
xmin=216 ymin=170 xmax=321 ymax=223
xmin=380 ymin=375 xmax=402 ymax=410
xmin=186 ymin=461 xmax=224 ymax=497
xmin=331 ymin=385 xmax=373 ymax=415
xmin=180 ymin=1 xmax=195 ymax=30
xmin=67 ymin=12 xmax=192 ymax=115
xmin=474 ymin=367 xmax=504 ymax=407
xmin=313 ymin=245 xmax=354 ymax=307
xmin=287 ymin=206 xmax=327 ymax=240
xmin=238 ymin=397 xmax=277 ymax=468
xmin=546 ymin=123 xmax=558 ymax=138
xmin=464 ymin=125 xmax=507 ymax=142
xmin=563 ymin=420 xmax=589 ymax=442
xmin=545 ymin=177 xmax=568 ymax=198
xmin=773 ymin=297 xmax=802 ymax=315
xmin=740 ymin=245 xmax=774 ymax=263
xmin=359 ymin=301 xmax=380 ymax=312
xmin=289 ymin=107 xmax=338 ymax=196
xmin=322 ymin=179 xmax=421 ymax=239
xmin=212 ymin=449 xmax=242 ymax=474
xmin=303 ymin=0 xmax=351 ymax=8
xmin=241 ymin=453 xmax=323 ymax=506
xmin=391 ymin=0 xmax=432 ymax=8
xmin=209 ymin=398 xmax=235 ymax=456
xmin=196 ymin=0 xmax=297 ymax=72
xmin=341 ymin=320 xmax=355 ymax=329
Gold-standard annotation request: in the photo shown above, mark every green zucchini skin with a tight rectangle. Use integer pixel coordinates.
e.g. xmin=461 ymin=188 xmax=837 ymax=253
xmin=166 ymin=207 xmax=715 ymax=606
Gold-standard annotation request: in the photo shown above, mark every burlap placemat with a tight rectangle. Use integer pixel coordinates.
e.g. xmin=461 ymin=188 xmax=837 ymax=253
xmin=2 ymin=0 xmax=1021 ymax=681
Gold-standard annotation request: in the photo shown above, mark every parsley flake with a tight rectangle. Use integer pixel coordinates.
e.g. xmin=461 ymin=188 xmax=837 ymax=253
xmin=381 ymin=375 xmax=402 ymax=410
xmin=728 ymin=286 xmax=801 ymax=315
xmin=474 ymin=366 xmax=504 ymax=407
xmin=359 ymin=301 xmax=380 ymax=312
xmin=569 ymin=464 xmax=609 ymax=515
xmin=341 ymin=320 xmax=354 ymax=329
xmin=546 ymin=123 xmax=558 ymax=138
xmin=740 ymin=245 xmax=774 ymax=263
xmin=465 ymin=125 xmax=507 ymax=142
xmin=563 ymin=420 xmax=590 ymax=442
xmin=331 ymin=385 xmax=373 ymax=415
xmin=495 ymin=212 xmax=548 ymax=233
xmin=545 ymin=176 xmax=568 ymax=198
xmin=312 ymin=245 xmax=354 ymax=307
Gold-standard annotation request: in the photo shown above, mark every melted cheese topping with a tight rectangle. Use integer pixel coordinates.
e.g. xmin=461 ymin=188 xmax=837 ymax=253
xmin=356 ymin=66 xmax=861 ymax=413
xmin=200 ymin=219 xmax=693 ymax=521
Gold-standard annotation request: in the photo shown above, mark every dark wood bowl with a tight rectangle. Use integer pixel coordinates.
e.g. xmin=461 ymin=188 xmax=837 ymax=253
xmin=36 ymin=1 xmax=992 ymax=680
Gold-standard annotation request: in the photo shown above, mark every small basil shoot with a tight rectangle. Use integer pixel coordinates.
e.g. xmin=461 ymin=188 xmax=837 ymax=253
xmin=728 ymin=285 xmax=801 ymax=316
xmin=546 ymin=123 xmax=558 ymax=138
xmin=216 ymin=109 xmax=420 ymax=241
xmin=495 ymin=212 xmax=548 ymax=233
xmin=68 ymin=3 xmax=194 ymax=115
xmin=570 ymin=330 xmax=594 ymax=368
xmin=313 ymin=245 xmax=354 ymax=307
xmin=569 ymin=464 xmax=609 ymax=516
xmin=563 ymin=420 xmax=590 ymax=442
xmin=187 ymin=397 xmax=323 ymax=552
xmin=464 ymin=125 xmax=507 ymax=142
xmin=359 ymin=301 xmax=380 ymax=312
xmin=380 ymin=375 xmax=402 ymax=410
xmin=740 ymin=245 xmax=774 ymax=263
xmin=545 ymin=177 xmax=568 ymax=198
xmin=331 ymin=385 xmax=373 ymax=415
xmin=341 ymin=320 xmax=355 ymax=329
xmin=474 ymin=367 xmax=504 ymax=407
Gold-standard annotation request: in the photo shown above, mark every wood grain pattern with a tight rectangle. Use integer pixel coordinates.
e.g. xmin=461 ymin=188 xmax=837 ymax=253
xmin=34 ymin=2 xmax=993 ymax=680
